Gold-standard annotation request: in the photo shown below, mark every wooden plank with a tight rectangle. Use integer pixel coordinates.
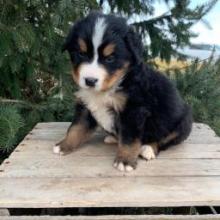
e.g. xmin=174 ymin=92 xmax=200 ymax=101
xmin=1 ymin=215 xmax=220 ymax=220
xmin=7 ymin=141 xmax=220 ymax=159
xmin=0 ymin=209 xmax=9 ymax=216
xmin=0 ymin=177 xmax=220 ymax=208
xmin=0 ymin=122 xmax=220 ymax=209
xmin=6 ymin=122 xmax=220 ymax=160
xmin=33 ymin=121 xmax=212 ymax=131
xmin=23 ymin=122 xmax=220 ymax=144
xmin=1 ymin=157 xmax=220 ymax=178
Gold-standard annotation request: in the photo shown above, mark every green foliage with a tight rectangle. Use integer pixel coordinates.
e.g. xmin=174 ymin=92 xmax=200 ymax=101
xmin=170 ymin=57 xmax=220 ymax=136
xmin=0 ymin=94 xmax=75 ymax=157
xmin=0 ymin=105 xmax=24 ymax=152
xmin=0 ymin=0 xmax=92 ymax=156
xmin=100 ymin=0 xmax=217 ymax=61
xmin=0 ymin=0 xmax=218 ymax=158
xmin=0 ymin=0 xmax=96 ymax=100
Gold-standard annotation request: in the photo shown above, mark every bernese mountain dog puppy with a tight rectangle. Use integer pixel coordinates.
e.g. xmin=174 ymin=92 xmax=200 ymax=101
xmin=53 ymin=12 xmax=193 ymax=172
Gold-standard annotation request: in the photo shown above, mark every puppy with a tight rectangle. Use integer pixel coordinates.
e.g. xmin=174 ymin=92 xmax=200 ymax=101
xmin=54 ymin=12 xmax=193 ymax=172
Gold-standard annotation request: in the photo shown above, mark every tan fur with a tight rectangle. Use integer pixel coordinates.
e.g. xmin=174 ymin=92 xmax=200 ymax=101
xmin=72 ymin=69 xmax=78 ymax=83
xmin=103 ymin=43 xmax=115 ymax=56
xmin=116 ymin=139 xmax=142 ymax=166
xmin=142 ymin=132 xmax=178 ymax=155
xmin=101 ymin=62 xmax=129 ymax=91
xmin=57 ymin=123 xmax=93 ymax=154
xmin=78 ymin=38 xmax=87 ymax=52
xmin=75 ymin=89 xmax=127 ymax=112
xmin=159 ymin=132 xmax=178 ymax=145
xmin=72 ymin=66 xmax=81 ymax=84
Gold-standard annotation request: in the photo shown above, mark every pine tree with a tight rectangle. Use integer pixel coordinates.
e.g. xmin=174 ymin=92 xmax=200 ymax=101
xmin=0 ymin=0 xmax=96 ymax=155
xmin=0 ymin=0 xmax=218 ymax=156
xmin=100 ymin=0 xmax=218 ymax=61
xmin=0 ymin=105 xmax=24 ymax=152
xmin=170 ymin=56 xmax=220 ymax=136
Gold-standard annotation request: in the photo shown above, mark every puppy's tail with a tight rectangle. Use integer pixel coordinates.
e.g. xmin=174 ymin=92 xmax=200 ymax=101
xmin=159 ymin=104 xmax=193 ymax=151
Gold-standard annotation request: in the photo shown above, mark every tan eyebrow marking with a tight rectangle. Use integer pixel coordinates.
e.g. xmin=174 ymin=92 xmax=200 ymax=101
xmin=102 ymin=62 xmax=129 ymax=91
xmin=103 ymin=43 xmax=116 ymax=56
xmin=78 ymin=38 xmax=87 ymax=52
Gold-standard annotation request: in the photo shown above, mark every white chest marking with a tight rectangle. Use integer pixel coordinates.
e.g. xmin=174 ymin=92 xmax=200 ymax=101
xmin=75 ymin=89 xmax=126 ymax=133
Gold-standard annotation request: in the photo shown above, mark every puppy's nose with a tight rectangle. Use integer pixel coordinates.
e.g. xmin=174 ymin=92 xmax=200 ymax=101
xmin=85 ymin=77 xmax=98 ymax=87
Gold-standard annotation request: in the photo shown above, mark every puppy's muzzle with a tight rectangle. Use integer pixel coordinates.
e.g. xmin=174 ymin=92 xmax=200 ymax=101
xmin=84 ymin=77 xmax=98 ymax=87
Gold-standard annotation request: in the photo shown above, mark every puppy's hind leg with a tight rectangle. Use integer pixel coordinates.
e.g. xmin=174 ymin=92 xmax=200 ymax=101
xmin=140 ymin=143 xmax=158 ymax=161
xmin=104 ymin=135 xmax=118 ymax=144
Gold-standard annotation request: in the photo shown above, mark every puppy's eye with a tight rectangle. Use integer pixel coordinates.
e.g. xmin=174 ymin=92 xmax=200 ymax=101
xmin=105 ymin=55 xmax=115 ymax=63
xmin=78 ymin=52 xmax=88 ymax=59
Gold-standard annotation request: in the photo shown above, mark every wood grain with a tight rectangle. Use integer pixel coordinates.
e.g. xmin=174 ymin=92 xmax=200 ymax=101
xmin=0 ymin=177 xmax=220 ymax=208
xmin=0 ymin=122 xmax=220 ymax=208
xmin=1 ymin=215 xmax=220 ymax=220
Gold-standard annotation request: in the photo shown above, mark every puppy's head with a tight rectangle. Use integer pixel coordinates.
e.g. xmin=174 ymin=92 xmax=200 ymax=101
xmin=63 ymin=12 xmax=143 ymax=91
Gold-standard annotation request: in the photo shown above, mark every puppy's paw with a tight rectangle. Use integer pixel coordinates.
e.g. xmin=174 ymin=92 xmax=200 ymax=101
xmin=53 ymin=145 xmax=62 ymax=154
xmin=104 ymin=135 xmax=118 ymax=144
xmin=113 ymin=161 xmax=134 ymax=172
xmin=113 ymin=157 xmax=137 ymax=172
xmin=53 ymin=140 xmax=75 ymax=155
xmin=140 ymin=145 xmax=156 ymax=160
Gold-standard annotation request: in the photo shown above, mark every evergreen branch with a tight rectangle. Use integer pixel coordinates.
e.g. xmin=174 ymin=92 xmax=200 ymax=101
xmin=0 ymin=98 xmax=43 ymax=110
xmin=0 ymin=22 xmax=10 ymax=31
xmin=39 ymin=66 xmax=54 ymax=75
xmin=33 ymin=58 xmax=55 ymax=75
xmin=131 ymin=12 xmax=171 ymax=26
xmin=0 ymin=98 xmax=28 ymax=104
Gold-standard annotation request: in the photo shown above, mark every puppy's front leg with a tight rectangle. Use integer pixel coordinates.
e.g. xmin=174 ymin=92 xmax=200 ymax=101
xmin=114 ymin=139 xmax=141 ymax=172
xmin=114 ymin=106 xmax=146 ymax=172
xmin=54 ymin=102 xmax=97 ymax=155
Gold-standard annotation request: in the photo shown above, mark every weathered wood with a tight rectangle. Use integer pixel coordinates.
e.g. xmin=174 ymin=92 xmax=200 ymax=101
xmin=9 ymin=140 xmax=220 ymax=158
xmin=0 ymin=122 xmax=220 ymax=209
xmin=0 ymin=177 xmax=220 ymax=208
xmin=22 ymin=122 xmax=220 ymax=144
xmin=1 ymin=215 xmax=220 ymax=220
xmin=2 ymin=157 xmax=220 ymax=178
xmin=0 ymin=209 xmax=9 ymax=216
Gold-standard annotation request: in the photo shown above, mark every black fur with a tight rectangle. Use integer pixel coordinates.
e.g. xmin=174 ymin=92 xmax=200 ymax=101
xmin=70 ymin=101 xmax=97 ymax=132
xmin=63 ymin=12 xmax=132 ymax=78
xmin=63 ymin=12 xmax=193 ymax=168
xmin=119 ymin=64 xmax=192 ymax=149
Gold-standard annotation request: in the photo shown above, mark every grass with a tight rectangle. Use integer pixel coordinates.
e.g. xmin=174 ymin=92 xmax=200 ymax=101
xmin=153 ymin=58 xmax=191 ymax=72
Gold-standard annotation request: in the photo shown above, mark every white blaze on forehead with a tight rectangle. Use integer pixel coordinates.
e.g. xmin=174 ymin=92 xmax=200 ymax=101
xmin=78 ymin=17 xmax=107 ymax=91
xmin=92 ymin=17 xmax=107 ymax=55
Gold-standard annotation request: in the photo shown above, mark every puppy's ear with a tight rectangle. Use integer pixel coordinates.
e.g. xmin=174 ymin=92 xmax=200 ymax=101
xmin=61 ymin=28 xmax=74 ymax=52
xmin=62 ymin=21 xmax=79 ymax=52
xmin=61 ymin=41 xmax=68 ymax=52
xmin=124 ymin=26 xmax=143 ymax=65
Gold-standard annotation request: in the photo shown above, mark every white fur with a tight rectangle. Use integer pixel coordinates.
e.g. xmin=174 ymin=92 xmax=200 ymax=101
xmin=113 ymin=161 xmax=134 ymax=172
xmin=53 ymin=145 xmax=60 ymax=154
xmin=104 ymin=135 xmax=118 ymax=144
xmin=78 ymin=17 xmax=107 ymax=91
xmin=92 ymin=17 xmax=107 ymax=56
xmin=76 ymin=89 xmax=125 ymax=134
xmin=140 ymin=145 xmax=156 ymax=160
xmin=79 ymin=62 xmax=106 ymax=90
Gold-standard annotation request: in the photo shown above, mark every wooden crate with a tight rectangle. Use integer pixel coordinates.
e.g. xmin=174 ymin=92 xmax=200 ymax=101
xmin=1 ymin=215 xmax=220 ymax=219
xmin=0 ymin=122 xmax=220 ymax=219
